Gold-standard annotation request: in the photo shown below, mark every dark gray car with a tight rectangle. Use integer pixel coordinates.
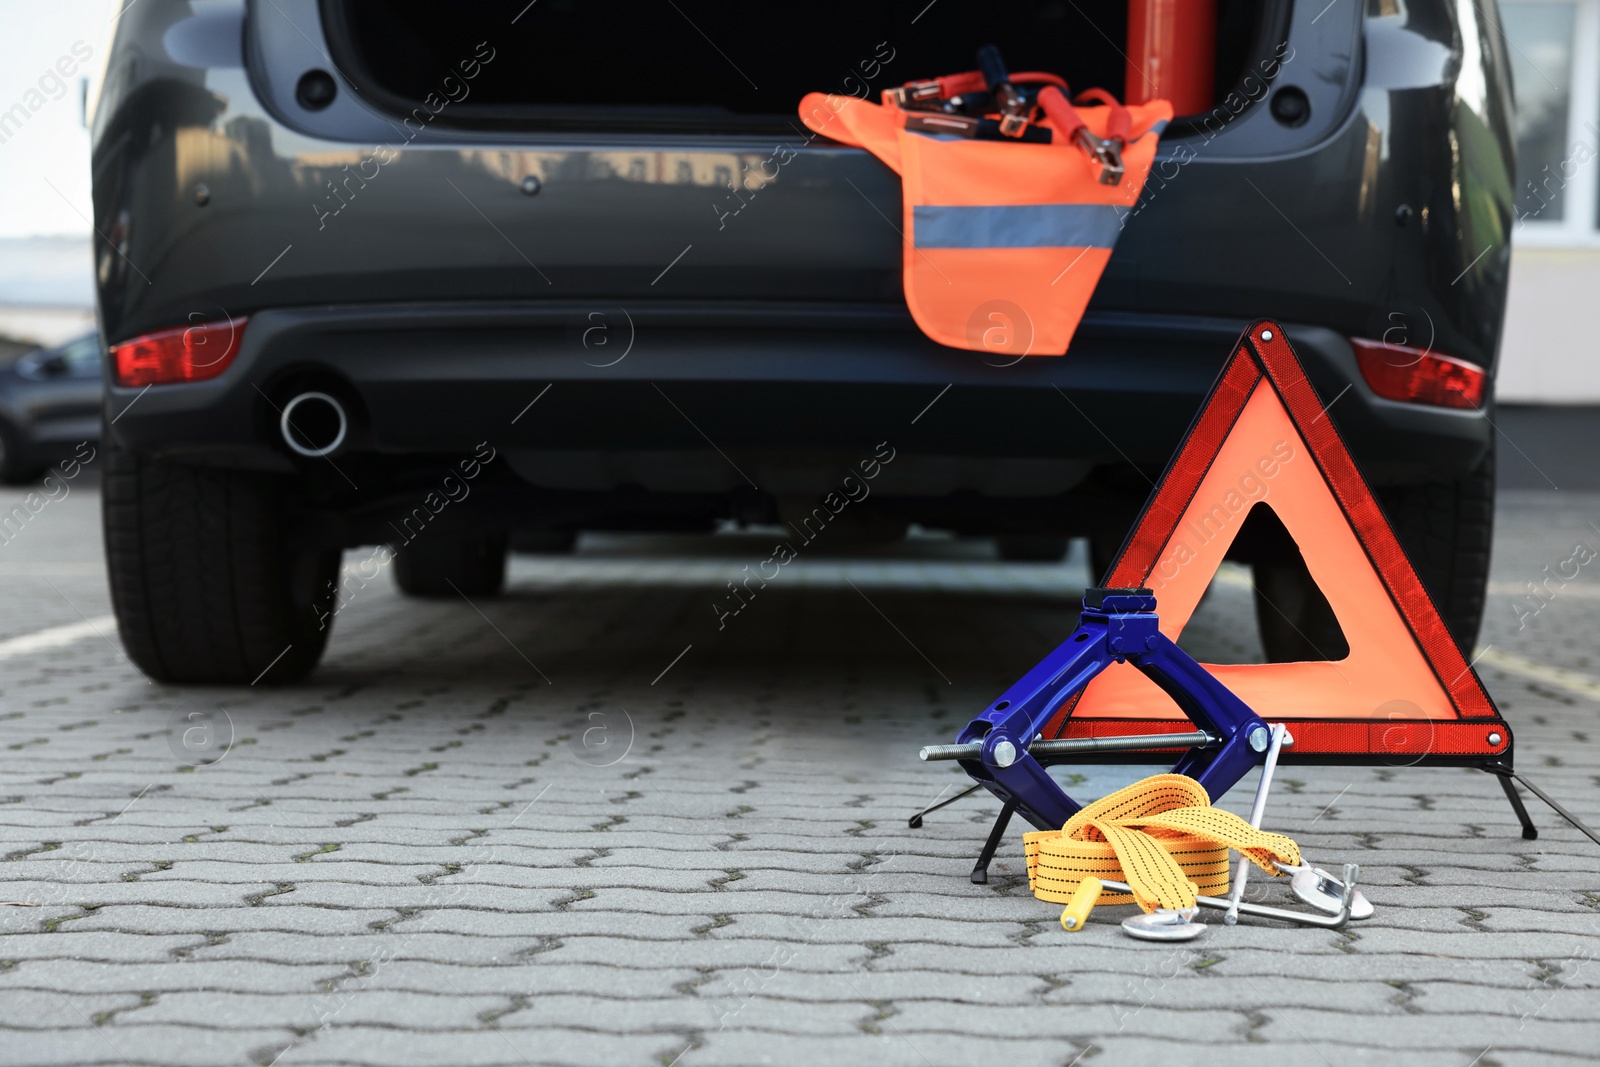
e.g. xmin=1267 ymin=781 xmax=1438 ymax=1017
xmin=92 ymin=1 xmax=1514 ymax=683
xmin=0 ymin=332 xmax=102 ymax=483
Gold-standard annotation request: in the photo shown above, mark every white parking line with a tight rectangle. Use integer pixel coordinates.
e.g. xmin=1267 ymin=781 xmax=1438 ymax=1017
xmin=1486 ymin=580 xmax=1600 ymax=599
xmin=0 ymin=616 xmax=117 ymax=661
xmin=1475 ymin=646 xmax=1600 ymax=702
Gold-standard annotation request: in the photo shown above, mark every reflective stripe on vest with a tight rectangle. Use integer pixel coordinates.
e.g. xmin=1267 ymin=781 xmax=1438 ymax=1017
xmin=912 ymin=204 xmax=1124 ymax=249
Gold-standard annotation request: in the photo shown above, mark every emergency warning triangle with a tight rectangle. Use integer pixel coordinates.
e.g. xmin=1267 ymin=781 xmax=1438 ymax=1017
xmin=1045 ymin=321 xmax=1511 ymax=761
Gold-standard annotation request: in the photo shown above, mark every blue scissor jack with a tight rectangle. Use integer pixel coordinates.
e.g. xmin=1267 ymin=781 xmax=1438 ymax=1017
xmin=918 ymin=587 xmax=1281 ymax=882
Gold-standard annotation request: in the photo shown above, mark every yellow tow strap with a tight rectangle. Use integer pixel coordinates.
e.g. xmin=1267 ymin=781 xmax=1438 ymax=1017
xmin=1022 ymin=773 xmax=1301 ymax=913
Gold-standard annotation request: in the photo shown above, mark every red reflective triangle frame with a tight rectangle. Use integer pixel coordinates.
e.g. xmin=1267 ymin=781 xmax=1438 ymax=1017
xmin=1043 ymin=321 xmax=1511 ymax=763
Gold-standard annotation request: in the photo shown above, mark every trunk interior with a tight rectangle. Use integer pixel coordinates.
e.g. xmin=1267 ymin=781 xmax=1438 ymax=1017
xmin=322 ymin=0 xmax=1278 ymax=135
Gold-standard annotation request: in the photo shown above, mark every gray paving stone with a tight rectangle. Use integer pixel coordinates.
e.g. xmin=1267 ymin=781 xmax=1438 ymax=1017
xmin=497 ymin=992 xmax=868 ymax=1034
xmin=0 ymin=989 xmax=149 ymax=1029
xmin=536 ymin=937 xmax=868 ymax=972
xmin=0 ymin=932 xmax=201 ymax=964
xmin=1256 ymin=1007 xmax=1600 ymax=1056
xmin=59 ymin=904 xmax=398 ymax=936
xmin=1054 ymin=1037 xmax=1480 ymax=1067
xmin=3 ymin=1028 xmax=300 ymax=1067
xmin=0 ymin=880 xmax=278 ymax=908
xmin=391 ymin=909 xmax=711 ymax=939
xmin=357 ymin=960 xmax=701 ymax=998
xmin=127 ymin=988 xmax=501 ymax=1031
xmin=0 ymin=958 xmax=342 ymax=995
xmin=681 ymin=1032 xmax=1086 ymax=1067
xmin=179 ymin=931 xmax=549 ymax=966
xmin=282 ymin=1027 xmax=688 ymax=1067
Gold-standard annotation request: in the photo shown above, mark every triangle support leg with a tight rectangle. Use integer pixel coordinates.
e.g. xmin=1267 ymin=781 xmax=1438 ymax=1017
xmin=1508 ymin=771 xmax=1600 ymax=848
xmin=1490 ymin=768 xmax=1538 ymax=840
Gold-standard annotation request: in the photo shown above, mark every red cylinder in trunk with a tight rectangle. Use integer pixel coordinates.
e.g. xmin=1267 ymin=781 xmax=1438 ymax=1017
xmin=1125 ymin=0 xmax=1217 ymax=116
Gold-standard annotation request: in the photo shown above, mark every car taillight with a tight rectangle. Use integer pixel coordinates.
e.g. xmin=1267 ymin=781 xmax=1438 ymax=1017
xmin=1349 ymin=338 xmax=1485 ymax=410
xmin=111 ymin=317 xmax=248 ymax=387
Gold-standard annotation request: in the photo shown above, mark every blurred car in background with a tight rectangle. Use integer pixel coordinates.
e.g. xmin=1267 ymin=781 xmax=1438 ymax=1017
xmin=0 ymin=332 xmax=102 ymax=484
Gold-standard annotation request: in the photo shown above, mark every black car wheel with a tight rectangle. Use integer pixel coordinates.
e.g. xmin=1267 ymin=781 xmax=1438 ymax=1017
xmin=1376 ymin=443 xmax=1496 ymax=654
xmin=0 ymin=418 xmax=44 ymax=485
xmin=510 ymin=528 xmax=577 ymax=554
xmin=393 ymin=532 xmax=508 ymax=597
xmin=103 ymin=440 xmax=340 ymax=684
xmin=996 ymin=535 xmax=1070 ymax=563
xmin=1252 ymin=556 xmax=1350 ymax=663
xmin=1254 ymin=444 xmax=1494 ymax=661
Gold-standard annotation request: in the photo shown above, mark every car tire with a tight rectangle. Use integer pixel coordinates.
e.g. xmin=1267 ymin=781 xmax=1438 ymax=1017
xmin=393 ymin=532 xmax=507 ymax=597
xmin=510 ymin=528 xmax=577 ymax=554
xmin=102 ymin=441 xmax=340 ymax=684
xmin=1376 ymin=443 xmax=1495 ymax=654
xmin=996 ymin=535 xmax=1070 ymax=563
xmin=1086 ymin=535 xmax=1120 ymax=583
xmin=1253 ymin=445 xmax=1494 ymax=660
xmin=1252 ymin=556 xmax=1349 ymax=663
xmin=0 ymin=418 xmax=44 ymax=485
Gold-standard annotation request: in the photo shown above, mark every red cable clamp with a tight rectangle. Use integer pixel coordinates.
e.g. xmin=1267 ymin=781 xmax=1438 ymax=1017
xmin=1037 ymin=86 xmax=1126 ymax=185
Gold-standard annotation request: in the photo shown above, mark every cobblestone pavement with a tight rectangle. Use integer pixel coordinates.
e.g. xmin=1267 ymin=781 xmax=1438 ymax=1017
xmin=0 ymin=482 xmax=1597 ymax=1067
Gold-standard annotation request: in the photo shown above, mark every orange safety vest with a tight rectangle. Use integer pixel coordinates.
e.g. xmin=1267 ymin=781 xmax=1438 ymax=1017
xmin=799 ymin=84 xmax=1171 ymax=358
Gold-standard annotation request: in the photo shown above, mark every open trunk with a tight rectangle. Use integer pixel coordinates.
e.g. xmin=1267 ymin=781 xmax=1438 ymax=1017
xmin=322 ymin=0 xmax=1285 ymax=135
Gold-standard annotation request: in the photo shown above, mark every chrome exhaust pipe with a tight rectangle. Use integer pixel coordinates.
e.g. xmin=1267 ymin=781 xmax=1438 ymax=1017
xmin=280 ymin=391 xmax=348 ymax=457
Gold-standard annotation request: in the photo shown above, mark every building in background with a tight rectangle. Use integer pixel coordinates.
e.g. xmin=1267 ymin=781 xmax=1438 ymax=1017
xmin=0 ymin=236 xmax=94 ymax=350
xmin=1500 ymin=0 xmax=1600 ymax=402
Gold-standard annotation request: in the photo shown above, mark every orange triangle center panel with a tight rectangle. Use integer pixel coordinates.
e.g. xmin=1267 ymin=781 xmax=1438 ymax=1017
xmin=1048 ymin=322 xmax=1509 ymax=761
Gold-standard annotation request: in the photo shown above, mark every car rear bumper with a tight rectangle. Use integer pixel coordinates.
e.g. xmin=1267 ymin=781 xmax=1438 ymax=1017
xmin=105 ymin=302 xmax=1490 ymax=486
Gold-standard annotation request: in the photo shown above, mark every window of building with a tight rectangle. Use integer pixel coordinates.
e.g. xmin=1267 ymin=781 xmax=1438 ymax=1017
xmin=1502 ymin=0 xmax=1600 ymax=242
